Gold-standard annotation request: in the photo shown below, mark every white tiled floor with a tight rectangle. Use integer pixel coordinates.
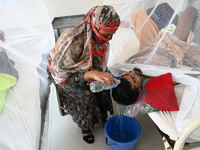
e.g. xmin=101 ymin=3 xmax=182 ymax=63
xmin=44 ymin=84 xmax=200 ymax=150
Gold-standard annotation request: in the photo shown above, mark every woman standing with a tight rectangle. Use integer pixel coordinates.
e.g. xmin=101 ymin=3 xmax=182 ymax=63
xmin=47 ymin=5 xmax=120 ymax=144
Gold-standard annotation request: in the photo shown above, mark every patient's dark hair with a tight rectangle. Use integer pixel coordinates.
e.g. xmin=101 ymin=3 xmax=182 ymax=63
xmin=112 ymin=78 xmax=140 ymax=106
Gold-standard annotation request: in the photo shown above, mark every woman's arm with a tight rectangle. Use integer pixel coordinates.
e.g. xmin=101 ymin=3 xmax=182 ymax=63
xmin=84 ymin=70 xmax=117 ymax=87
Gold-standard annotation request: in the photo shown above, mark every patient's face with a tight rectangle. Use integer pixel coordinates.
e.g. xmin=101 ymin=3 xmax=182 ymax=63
xmin=121 ymin=69 xmax=142 ymax=91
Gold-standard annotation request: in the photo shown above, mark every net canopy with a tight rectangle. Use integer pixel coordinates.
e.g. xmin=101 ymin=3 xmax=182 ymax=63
xmin=0 ymin=0 xmax=200 ymax=149
xmin=104 ymin=0 xmax=200 ymax=143
xmin=0 ymin=0 xmax=54 ymax=149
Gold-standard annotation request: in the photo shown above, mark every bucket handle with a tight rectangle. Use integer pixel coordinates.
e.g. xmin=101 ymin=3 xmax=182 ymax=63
xmin=106 ymin=137 xmax=117 ymax=146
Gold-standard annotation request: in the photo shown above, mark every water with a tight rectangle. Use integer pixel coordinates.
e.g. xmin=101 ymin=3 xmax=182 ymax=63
xmin=110 ymin=102 xmax=136 ymax=143
xmin=105 ymin=102 xmax=140 ymax=149
xmin=115 ymin=104 xmax=132 ymax=142
xmin=110 ymin=129 xmax=135 ymax=142
xmin=115 ymin=102 xmax=124 ymax=114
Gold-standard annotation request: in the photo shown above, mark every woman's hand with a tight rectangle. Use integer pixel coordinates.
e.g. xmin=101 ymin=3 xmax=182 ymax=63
xmin=84 ymin=70 xmax=117 ymax=87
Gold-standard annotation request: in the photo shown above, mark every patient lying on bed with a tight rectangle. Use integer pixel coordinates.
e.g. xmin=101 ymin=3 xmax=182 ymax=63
xmin=0 ymin=30 xmax=18 ymax=113
xmin=126 ymin=6 xmax=198 ymax=68
xmin=113 ymin=6 xmax=198 ymax=106
xmin=112 ymin=6 xmax=200 ymax=146
xmin=112 ymin=67 xmax=179 ymax=109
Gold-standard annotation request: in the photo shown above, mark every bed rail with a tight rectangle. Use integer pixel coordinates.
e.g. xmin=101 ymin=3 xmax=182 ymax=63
xmin=173 ymin=117 xmax=200 ymax=150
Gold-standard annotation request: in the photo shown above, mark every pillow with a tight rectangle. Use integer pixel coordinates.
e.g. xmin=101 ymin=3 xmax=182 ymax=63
xmin=143 ymin=73 xmax=179 ymax=111
xmin=108 ymin=27 xmax=139 ymax=67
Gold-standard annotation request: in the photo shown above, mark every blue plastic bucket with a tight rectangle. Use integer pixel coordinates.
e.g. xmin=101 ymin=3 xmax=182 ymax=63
xmin=104 ymin=115 xmax=141 ymax=150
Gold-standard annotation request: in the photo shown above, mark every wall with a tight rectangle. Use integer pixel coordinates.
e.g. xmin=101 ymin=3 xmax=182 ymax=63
xmin=0 ymin=0 xmax=52 ymax=30
xmin=43 ymin=0 xmax=103 ymax=21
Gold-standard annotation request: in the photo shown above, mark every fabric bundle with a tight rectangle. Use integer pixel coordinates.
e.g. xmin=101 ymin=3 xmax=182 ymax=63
xmin=147 ymin=3 xmax=179 ymax=30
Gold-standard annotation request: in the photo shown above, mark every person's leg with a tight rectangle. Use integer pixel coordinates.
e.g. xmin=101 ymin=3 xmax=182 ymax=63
xmin=56 ymin=80 xmax=112 ymax=144
xmin=57 ymin=83 xmax=96 ymax=143
xmin=173 ymin=7 xmax=198 ymax=42
xmin=95 ymin=90 xmax=114 ymax=122
xmin=131 ymin=9 xmax=159 ymax=51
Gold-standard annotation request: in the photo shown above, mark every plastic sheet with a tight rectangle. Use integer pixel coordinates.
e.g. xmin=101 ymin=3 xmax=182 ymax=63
xmin=124 ymin=89 xmax=159 ymax=118
xmin=104 ymin=0 xmax=200 ymax=143
xmin=0 ymin=0 xmax=54 ymax=149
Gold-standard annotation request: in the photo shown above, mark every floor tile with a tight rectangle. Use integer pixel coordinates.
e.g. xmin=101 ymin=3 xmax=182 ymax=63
xmin=45 ymin=87 xmax=200 ymax=150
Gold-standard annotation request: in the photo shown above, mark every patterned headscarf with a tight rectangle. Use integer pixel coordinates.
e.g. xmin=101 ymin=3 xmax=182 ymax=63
xmin=48 ymin=5 xmax=120 ymax=84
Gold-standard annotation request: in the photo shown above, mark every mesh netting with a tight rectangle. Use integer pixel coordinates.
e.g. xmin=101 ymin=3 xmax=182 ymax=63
xmin=105 ymin=0 xmax=200 ymax=142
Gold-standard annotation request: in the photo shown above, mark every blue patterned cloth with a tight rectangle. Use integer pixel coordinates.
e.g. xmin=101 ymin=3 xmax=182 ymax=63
xmin=147 ymin=3 xmax=179 ymax=30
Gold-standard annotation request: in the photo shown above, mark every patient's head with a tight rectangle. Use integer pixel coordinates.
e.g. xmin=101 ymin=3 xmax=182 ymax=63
xmin=112 ymin=68 xmax=143 ymax=105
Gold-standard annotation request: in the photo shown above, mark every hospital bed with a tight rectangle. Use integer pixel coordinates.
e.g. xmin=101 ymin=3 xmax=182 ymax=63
xmin=104 ymin=0 xmax=200 ymax=149
xmin=0 ymin=0 xmax=55 ymax=149
xmin=1 ymin=0 xmax=199 ymax=150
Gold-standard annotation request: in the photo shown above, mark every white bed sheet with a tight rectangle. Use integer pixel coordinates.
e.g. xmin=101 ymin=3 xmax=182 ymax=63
xmin=0 ymin=64 xmax=41 ymax=150
xmin=0 ymin=0 xmax=55 ymax=149
xmin=0 ymin=26 xmax=54 ymax=150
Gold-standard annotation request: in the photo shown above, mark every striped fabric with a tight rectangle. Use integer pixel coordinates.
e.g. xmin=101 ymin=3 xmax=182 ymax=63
xmin=147 ymin=3 xmax=179 ymax=30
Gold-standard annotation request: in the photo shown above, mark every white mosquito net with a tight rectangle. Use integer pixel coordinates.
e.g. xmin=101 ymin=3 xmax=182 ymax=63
xmin=104 ymin=0 xmax=200 ymax=143
xmin=0 ymin=0 xmax=54 ymax=149
xmin=1 ymin=0 xmax=200 ymax=149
